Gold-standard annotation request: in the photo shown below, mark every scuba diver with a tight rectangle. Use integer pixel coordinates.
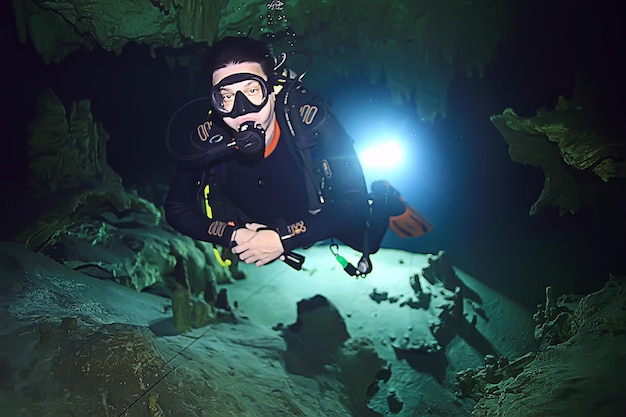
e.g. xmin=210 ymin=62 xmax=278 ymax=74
xmin=164 ymin=36 xmax=432 ymax=277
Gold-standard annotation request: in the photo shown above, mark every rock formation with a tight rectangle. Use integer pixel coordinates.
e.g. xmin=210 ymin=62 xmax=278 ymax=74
xmin=11 ymin=0 xmax=515 ymax=121
xmin=491 ymin=96 xmax=626 ymax=216
xmin=456 ymin=276 xmax=626 ymax=416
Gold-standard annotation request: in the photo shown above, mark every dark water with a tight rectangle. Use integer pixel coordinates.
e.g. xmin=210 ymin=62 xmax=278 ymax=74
xmin=2 ymin=0 xmax=624 ymax=309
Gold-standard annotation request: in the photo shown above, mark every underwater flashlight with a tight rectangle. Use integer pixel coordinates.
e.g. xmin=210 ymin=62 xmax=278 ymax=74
xmin=359 ymin=139 xmax=404 ymax=169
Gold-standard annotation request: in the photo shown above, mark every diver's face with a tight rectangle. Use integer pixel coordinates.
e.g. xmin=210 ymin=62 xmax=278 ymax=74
xmin=212 ymin=62 xmax=276 ymax=139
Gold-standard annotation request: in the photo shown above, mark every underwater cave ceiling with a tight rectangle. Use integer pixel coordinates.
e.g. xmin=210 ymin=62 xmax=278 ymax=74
xmin=12 ymin=0 xmax=517 ymax=122
xmin=12 ymin=0 xmax=626 ymax=219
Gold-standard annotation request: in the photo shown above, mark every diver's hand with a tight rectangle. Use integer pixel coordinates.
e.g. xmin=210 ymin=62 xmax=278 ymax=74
xmin=231 ymin=223 xmax=285 ymax=266
xmin=230 ymin=227 xmax=256 ymax=246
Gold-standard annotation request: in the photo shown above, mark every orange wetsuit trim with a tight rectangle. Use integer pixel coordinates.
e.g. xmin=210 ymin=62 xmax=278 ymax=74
xmin=264 ymin=118 xmax=280 ymax=158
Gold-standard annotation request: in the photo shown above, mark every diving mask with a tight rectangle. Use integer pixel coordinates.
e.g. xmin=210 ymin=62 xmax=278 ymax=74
xmin=210 ymin=73 xmax=272 ymax=118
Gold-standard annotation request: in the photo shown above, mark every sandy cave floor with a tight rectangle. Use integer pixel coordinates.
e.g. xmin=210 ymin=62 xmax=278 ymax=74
xmin=219 ymin=245 xmax=537 ymax=415
xmin=0 ymin=241 xmax=537 ymax=416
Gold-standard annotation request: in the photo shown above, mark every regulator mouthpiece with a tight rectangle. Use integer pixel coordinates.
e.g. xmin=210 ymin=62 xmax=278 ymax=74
xmin=235 ymin=121 xmax=265 ymax=155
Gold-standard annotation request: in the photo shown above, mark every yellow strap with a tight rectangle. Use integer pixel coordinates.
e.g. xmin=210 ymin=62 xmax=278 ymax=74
xmin=213 ymin=246 xmax=232 ymax=267
xmin=203 ymin=184 xmax=213 ymax=219
xmin=205 ymin=184 xmax=231 ymax=266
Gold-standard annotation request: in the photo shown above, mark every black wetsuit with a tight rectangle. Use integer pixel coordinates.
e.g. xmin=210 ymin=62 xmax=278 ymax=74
xmin=164 ymin=89 xmax=371 ymax=254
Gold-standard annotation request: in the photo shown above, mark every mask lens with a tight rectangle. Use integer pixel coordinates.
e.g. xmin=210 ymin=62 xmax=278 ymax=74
xmin=210 ymin=73 xmax=269 ymax=117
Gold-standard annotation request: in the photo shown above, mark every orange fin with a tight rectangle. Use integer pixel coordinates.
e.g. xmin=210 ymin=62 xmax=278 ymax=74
xmin=389 ymin=203 xmax=433 ymax=238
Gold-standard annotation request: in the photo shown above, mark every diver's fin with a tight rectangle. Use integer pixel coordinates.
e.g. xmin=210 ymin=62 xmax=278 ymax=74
xmin=389 ymin=201 xmax=433 ymax=238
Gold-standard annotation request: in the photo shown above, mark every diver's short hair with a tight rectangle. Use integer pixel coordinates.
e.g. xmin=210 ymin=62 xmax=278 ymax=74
xmin=204 ymin=36 xmax=275 ymax=84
